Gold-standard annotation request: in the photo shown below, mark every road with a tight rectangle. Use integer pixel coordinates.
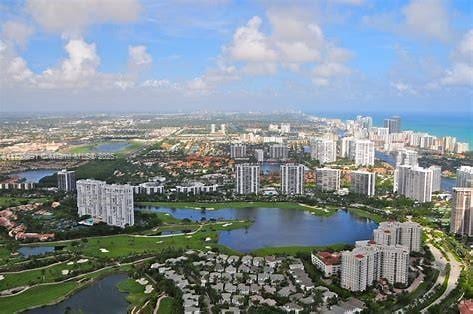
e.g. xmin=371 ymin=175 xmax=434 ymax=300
xmin=153 ymin=293 xmax=167 ymax=314
xmin=421 ymin=243 xmax=462 ymax=312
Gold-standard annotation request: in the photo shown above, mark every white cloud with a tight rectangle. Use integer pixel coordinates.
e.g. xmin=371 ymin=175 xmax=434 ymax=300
xmin=390 ymin=81 xmax=417 ymax=94
xmin=363 ymin=0 xmax=453 ymax=42
xmin=221 ymin=10 xmax=352 ymax=85
xmin=402 ymin=0 xmax=452 ymax=42
xmin=441 ymin=29 xmax=473 ymax=86
xmin=142 ymin=79 xmax=173 ymax=88
xmin=129 ymin=45 xmax=152 ymax=66
xmin=0 ymin=40 xmax=34 ymax=86
xmin=115 ymin=80 xmax=135 ymax=90
xmin=7 ymin=57 xmax=34 ymax=81
xmin=329 ymin=0 xmax=365 ymax=5
xmin=38 ymin=38 xmax=100 ymax=88
xmin=1 ymin=21 xmax=34 ymax=48
xmin=26 ymin=0 xmax=141 ymax=37
xmin=226 ymin=16 xmax=277 ymax=62
xmin=313 ymin=62 xmax=350 ymax=86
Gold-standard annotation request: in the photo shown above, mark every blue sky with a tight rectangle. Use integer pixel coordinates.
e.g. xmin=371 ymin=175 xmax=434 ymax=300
xmin=0 ymin=0 xmax=472 ymax=113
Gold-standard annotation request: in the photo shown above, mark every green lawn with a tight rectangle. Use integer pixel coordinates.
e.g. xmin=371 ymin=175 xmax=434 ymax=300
xmin=67 ymin=144 xmax=95 ymax=153
xmin=0 ymin=281 xmax=79 ymax=314
xmin=0 ymin=246 xmax=11 ymax=259
xmin=0 ymin=259 xmax=98 ymax=291
xmin=117 ymin=278 xmax=152 ymax=308
xmin=157 ymin=297 xmax=177 ymax=314
xmin=345 ymin=207 xmax=384 ymax=223
xmin=35 ymin=223 xmax=244 ymax=258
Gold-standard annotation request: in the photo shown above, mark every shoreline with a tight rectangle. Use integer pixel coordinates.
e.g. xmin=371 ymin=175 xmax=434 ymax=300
xmin=136 ymin=201 xmax=338 ymax=217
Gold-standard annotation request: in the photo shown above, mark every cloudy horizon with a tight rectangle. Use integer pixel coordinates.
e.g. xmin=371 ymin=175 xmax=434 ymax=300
xmin=0 ymin=0 xmax=472 ymax=113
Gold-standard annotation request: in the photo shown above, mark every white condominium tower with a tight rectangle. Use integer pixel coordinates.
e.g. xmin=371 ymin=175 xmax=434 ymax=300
xmin=57 ymin=169 xmax=76 ymax=192
xmin=384 ymin=116 xmax=401 ymax=134
xmin=315 ymin=168 xmax=340 ymax=191
xmin=341 ymin=242 xmax=409 ymax=292
xmin=235 ymin=163 xmax=260 ymax=194
xmin=450 ymin=188 xmax=473 ymax=237
xmin=394 ymin=166 xmax=433 ymax=203
xmin=456 ymin=166 xmax=473 ymax=188
xmin=280 ymin=123 xmax=291 ymax=134
xmin=350 ymin=171 xmax=376 ymax=196
xmin=77 ymin=179 xmax=134 ymax=228
xmin=429 ymin=165 xmax=442 ymax=192
xmin=269 ymin=144 xmax=289 ymax=160
xmin=356 ymin=115 xmax=373 ymax=129
xmin=338 ymin=137 xmax=354 ymax=158
xmin=230 ymin=144 xmax=247 ymax=159
xmin=350 ymin=140 xmax=375 ymax=166
xmin=395 ymin=149 xmax=418 ymax=167
xmin=373 ymin=221 xmax=422 ymax=252
xmin=311 ymin=139 xmax=337 ymax=163
xmin=280 ymin=163 xmax=305 ymax=195
xmin=254 ymin=149 xmax=264 ymax=163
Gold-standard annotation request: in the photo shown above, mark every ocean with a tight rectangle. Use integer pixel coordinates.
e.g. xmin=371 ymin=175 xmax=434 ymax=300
xmin=309 ymin=111 xmax=473 ymax=147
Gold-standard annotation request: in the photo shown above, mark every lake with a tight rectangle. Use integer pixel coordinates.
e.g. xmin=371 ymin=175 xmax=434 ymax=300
xmin=27 ymin=274 xmax=130 ymax=314
xmin=9 ymin=169 xmax=58 ymax=183
xmin=92 ymin=142 xmax=131 ymax=153
xmin=137 ymin=205 xmax=378 ymax=253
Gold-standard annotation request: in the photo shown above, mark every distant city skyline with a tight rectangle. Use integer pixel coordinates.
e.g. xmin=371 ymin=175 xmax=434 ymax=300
xmin=0 ymin=0 xmax=472 ymax=113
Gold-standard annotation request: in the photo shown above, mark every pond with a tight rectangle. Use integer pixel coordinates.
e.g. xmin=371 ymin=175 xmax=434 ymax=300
xmin=137 ymin=205 xmax=378 ymax=253
xmin=8 ymin=169 xmax=58 ymax=183
xmin=18 ymin=246 xmax=56 ymax=257
xmin=27 ymin=274 xmax=130 ymax=314
xmin=92 ymin=142 xmax=131 ymax=153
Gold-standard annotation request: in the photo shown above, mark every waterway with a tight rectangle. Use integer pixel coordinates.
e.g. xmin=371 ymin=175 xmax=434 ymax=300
xmin=137 ymin=205 xmax=377 ymax=253
xmin=27 ymin=274 xmax=130 ymax=314
xmin=8 ymin=169 xmax=58 ymax=183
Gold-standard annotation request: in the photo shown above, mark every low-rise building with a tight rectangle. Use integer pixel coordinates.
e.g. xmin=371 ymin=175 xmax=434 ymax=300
xmin=311 ymin=251 xmax=341 ymax=277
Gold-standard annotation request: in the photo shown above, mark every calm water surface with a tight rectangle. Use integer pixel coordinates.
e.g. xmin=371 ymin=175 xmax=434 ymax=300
xmin=27 ymin=274 xmax=129 ymax=314
xmin=137 ymin=206 xmax=377 ymax=252
xmin=18 ymin=246 xmax=56 ymax=257
xmin=9 ymin=169 xmax=58 ymax=183
xmin=92 ymin=142 xmax=130 ymax=153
